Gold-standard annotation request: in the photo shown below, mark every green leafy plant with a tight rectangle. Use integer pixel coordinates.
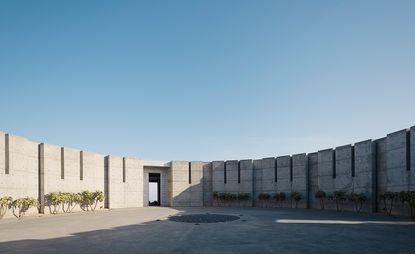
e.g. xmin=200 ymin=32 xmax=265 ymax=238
xmin=0 ymin=196 xmax=13 ymax=219
xmin=349 ymin=193 xmax=366 ymax=213
xmin=10 ymin=197 xmax=39 ymax=219
xmin=315 ymin=190 xmax=326 ymax=210
xmin=273 ymin=192 xmax=286 ymax=207
xmin=291 ymin=192 xmax=302 ymax=208
xmin=213 ymin=192 xmax=219 ymax=200
xmin=79 ymin=190 xmax=105 ymax=211
xmin=258 ymin=193 xmax=270 ymax=201
xmin=237 ymin=193 xmax=250 ymax=201
xmin=45 ymin=192 xmax=63 ymax=214
xmin=383 ymin=192 xmax=398 ymax=216
xmin=333 ymin=191 xmax=348 ymax=212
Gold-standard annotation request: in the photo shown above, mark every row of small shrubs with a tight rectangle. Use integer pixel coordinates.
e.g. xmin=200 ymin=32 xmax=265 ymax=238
xmin=45 ymin=191 xmax=104 ymax=214
xmin=213 ymin=192 xmax=250 ymax=201
xmin=380 ymin=191 xmax=415 ymax=217
xmin=314 ymin=190 xmax=367 ymax=212
xmin=0 ymin=190 xmax=104 ymax=220
xmin=257 ymin=192 xmax=302 ymax=208
xmin=0 ymin=197 xmax=39 ymax=220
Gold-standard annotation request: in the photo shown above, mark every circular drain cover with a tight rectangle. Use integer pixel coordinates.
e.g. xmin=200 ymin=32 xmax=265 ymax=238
xmin=169 ymin=214 xmax=240 ymax=223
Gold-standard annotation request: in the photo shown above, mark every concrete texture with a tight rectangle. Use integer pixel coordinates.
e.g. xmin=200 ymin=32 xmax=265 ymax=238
xmin=1 ymin=126 xmax=415 ymax=218
xmin=1 ymin=207 xmax=414 ymax=254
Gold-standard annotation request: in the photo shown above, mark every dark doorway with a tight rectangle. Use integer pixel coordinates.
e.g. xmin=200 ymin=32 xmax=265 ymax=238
xmin=149 ymin=173 xmax=161 ymax=206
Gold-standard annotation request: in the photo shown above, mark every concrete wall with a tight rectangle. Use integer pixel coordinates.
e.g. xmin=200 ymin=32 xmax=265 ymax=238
xmin=144 ymin=166 xmax=168 ymax=207
xmin=40 ymin=143 xmax=105 ymax=213
xmin=0 ymin=132 xmax=39 ymax=218
xmin=1 ymin=125 xmax=415 ymax=218
xmin=292 ymin=154 xmax=307 ymax=208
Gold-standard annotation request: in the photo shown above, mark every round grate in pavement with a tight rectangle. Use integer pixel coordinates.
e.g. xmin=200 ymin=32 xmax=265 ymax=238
xmin=168 ymin=214 xmax=240 ymax=223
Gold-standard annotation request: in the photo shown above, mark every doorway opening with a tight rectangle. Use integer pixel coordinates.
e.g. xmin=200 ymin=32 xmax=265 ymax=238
xmin=149 ymin=173 xmax=161 ymax=206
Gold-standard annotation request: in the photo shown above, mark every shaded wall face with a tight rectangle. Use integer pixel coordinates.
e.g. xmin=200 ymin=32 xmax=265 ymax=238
xmin=169 ymin=161 xmax=204 ymax=207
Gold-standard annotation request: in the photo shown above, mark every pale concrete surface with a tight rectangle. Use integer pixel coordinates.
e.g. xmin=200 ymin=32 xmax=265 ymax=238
xmin=1 ymin=207 xmax=415 ymax=254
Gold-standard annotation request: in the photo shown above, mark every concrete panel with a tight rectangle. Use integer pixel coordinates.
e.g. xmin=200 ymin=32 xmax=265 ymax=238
xmin=170 ymin=161 xmax=190 ymax=207
xmin=253 ymin=159 xmax=262 ymax=207
xmin=202 ymin=162 xmax=213 ymax=206
xmin=106 ymin=155 xmax=124 ymax=209
xmin=124 ymin=157 xmax=143 ymax=208
xmin=292 ymin=153 xmax=307 ymax=208
xmin=386 ymin=130 xmax=409 ymax=192
xmin=354 ymin=140 xmax=375 ymax=213
xmin=308 ymin=153 xmax=319 ymax=209
xmin=212 ymin=161 xmax=225 ymax=193
xmin=0 ymin=133 xmax=39 ymax=218
xmin=276 ymin=156 xmax=292 ymax=195
xmin=334 ymin=145 xmax=352 ymax=191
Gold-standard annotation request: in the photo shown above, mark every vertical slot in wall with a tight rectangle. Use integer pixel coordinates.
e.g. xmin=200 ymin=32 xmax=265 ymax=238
xmin=60 ymin=147 xmax=65 ymax=179
xmin=5 ymin=134 xmax=9 ymax=174
xmin=123 ymin=157 xmax=126 ymax=183
xmin=238 ymin=161 xmax=241 ymax=184
xmin=80 ymin=151 xmax=83 ymax=180
xmin=274 ymin=158 xmax=277 ymax=182
xmin=351 ymin=146 xmax=355 ymax=177
xmin=333 ymin=150 xmax=336 ymax=179
xmin=188 ymin=162 xmax=192 ymax=184
xmin=290 ymin=156 xmax=293 ymax=182
xmin=224 ymin=161 xmax=227 ymax=184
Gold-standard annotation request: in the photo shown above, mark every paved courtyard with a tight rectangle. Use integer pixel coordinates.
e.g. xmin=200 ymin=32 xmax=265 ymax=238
xmin=1 ymin=207 xmax=415 ymax=254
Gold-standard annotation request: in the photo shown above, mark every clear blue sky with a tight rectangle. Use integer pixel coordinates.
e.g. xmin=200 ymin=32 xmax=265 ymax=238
xmin=0 ymin=1 xmax=414 ymax=161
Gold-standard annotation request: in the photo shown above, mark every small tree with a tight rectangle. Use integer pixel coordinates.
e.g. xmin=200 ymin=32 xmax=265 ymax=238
xmin=10 ymin=197 xmax=39 ymax=219
xmin=291 ymin=192 xmax=302 ymax=208
xmin=91 ymin=191 xmax=104 ymax=211
xmin=258 ymin=193 xmax=271 ymax=207
xmin=274 ymin=192 xmax=286 ymax=208
xmin=408 ymin=191 xmax=415 ymax=219
xmin=315 ymin=191 xmax=326 ymax=210
xmin=45 ymin=192 xmax=63 ymax=214
xmin=0 ymin=196 xmax=13 ymax=219
xmin=349 ymin=193 xmax=366 ymax=213
xmin=333 ymin=191 xmax=348 ymax=212
xmin=384 ymin=192 xmax=398 ymax=216
xmin=237 ymin=193 xmax=250 ymax=206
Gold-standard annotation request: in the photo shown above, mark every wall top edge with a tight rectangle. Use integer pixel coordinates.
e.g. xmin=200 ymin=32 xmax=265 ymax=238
xmin=318 ymin=148 xmax=334 ymax=153
xmin=276 ymin=155 xmax=291 ymax=159
xmin=354 ymin=139 xmax=372 ymax=145
xmin=387 ymin=128 xmax=409 ymax=136
xmin=335 ymin=144 xmax=352 ymax=149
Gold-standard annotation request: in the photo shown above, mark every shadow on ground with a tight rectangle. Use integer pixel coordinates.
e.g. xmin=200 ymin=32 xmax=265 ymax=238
xmin=1 ymin=207 xmax=415 ymax=254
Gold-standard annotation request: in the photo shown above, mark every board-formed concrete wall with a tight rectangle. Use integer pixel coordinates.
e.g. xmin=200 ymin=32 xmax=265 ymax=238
xmin=0 ymin=125 xmax=414 ymax=218
xmin=0 ymin=132 xmax=39 ymax=218
xmin=39 ymin=143 xmax=105 ymax=213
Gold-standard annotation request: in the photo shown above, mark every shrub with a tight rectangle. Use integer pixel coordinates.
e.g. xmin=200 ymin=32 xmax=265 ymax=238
xmin=383 ymin=192 xmax=398 ymax=216
xmin=10 ymin=197 xmax=39 ymax=219
xmin=237 ymin=193 xmax=250 ymax=201
xmin=0 ymin=196 xmax=13 ymax=219
xmin=273 ymin=192 xmax=286 ymax=207
xmin=258 ymin=193 xmax=270 ymax=201
xmin=45 ymin=192 xmax=64 ymax=214
xmin=349 ymin=193 xmax=366 ymax=213
xmin=333 ymin=191 xmax=348 ymax=212
xmin=291 ymin=192 xmax=302 ymax=208
xmin=315 ymin=191 xmax=326 ymax=210
xmin=213 ymin=192 xmax=219 ymax=200
xmin=79 ymin=190 xmax=105 ymax=212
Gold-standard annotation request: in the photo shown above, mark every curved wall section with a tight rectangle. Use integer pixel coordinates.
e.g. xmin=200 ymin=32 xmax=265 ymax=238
xmin=0 ymin=126 xmax=414 ymax=218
